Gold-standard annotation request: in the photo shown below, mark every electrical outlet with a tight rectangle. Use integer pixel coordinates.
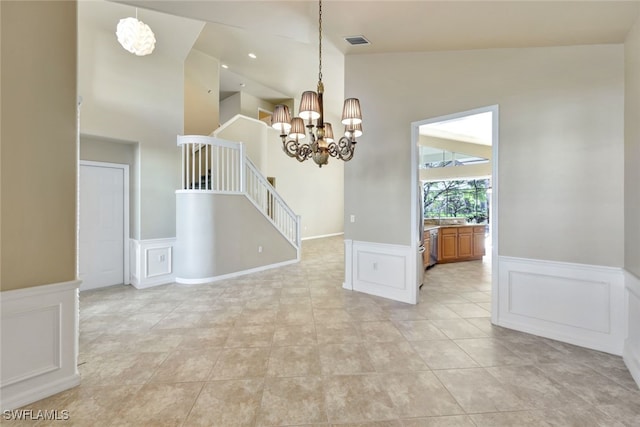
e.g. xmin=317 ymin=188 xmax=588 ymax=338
xmin=258 ymin=246 xmax=263 ymax=253
xmin=159 ymin=254 xmax=166 ymax=262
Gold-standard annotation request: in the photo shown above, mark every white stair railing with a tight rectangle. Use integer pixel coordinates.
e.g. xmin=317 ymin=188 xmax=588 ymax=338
xmin=177 ymin=135 xmax=300 ymax=248
xmin=245 ymin=157 xmax=300 ymax=247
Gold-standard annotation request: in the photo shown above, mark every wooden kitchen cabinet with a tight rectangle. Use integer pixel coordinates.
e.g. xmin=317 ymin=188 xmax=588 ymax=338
xmin=438 ymin=226 xmax=485 ymax=263
xmin=438 ymin=227 xmax=458 ymax=262
xmin=473 ymin=226 xmax=486 ymax=257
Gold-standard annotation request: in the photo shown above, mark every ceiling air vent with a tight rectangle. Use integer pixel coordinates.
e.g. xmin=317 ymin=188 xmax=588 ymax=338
xmin=344 ymin=35 xmax=370 ymax=46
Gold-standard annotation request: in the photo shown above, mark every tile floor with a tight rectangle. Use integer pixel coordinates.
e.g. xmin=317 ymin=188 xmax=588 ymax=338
xmin=10 ymin=236 xmax=640 ymax=426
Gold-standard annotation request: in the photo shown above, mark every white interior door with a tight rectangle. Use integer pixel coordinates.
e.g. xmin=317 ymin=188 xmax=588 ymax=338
xmin=79 ymin=162 xmax=128 ymax=291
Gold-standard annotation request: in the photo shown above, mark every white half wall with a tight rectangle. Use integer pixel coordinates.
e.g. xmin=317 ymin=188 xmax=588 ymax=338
xmin=130 ymin=238 xmax=176 ymax=289
xmin=0 ymin=281 xmax=80 ymax=411
xmin=497 ymin=256 xmax=626 ymax=355
xmin=344 ymin=240 xmax=418 ymax=305
xmin=624 ymin=271 xmax=640 ymax=388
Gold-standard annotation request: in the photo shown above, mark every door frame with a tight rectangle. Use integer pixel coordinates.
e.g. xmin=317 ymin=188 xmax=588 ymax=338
xmin=410 ymin=104 xmax=499 ymax=324
xmin=78 ymin=160 xmax=130 ymax=287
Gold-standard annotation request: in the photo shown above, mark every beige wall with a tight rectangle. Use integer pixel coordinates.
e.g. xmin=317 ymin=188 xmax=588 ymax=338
xmin=1 ymin=1 xmax=77 ymax=291
xmin=345 ymin=44 xmax=624 ymax=267
xmin=626 ymin=17 xmax=640 ymax=277
xmin=78 ymin=1 xmax=203 ymax=240
xmin=266 ymin=128 xmax=344 ymax=239
xmin=185 ymin=49 xmax=220 ymax=135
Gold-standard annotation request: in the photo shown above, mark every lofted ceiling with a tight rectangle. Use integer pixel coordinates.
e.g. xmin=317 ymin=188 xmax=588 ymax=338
xmin=115 ymin=1 xmax=640 ymax=110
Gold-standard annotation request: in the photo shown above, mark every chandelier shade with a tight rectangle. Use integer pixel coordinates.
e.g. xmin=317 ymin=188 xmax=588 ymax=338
xmin=289 ymin=117 xmax=306 ymax=140
xmin=345 ymin=122 xmax=363 ymax=139
xmin=299 ymin=91 xmax=321 ymax=121
xmin=116 ymin=16 xmax=156 ymax=56
xmin=271 ymin=104 xmax=292 ymax=135
xmin=272 ymin=0 xmax=363 ymax=167
xmin=341 ymin=98 xmax=363 ymax=126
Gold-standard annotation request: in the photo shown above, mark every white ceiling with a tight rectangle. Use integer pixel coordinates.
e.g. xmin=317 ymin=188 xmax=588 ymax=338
xmin=116 ymin=1 xmax=640 ymax=107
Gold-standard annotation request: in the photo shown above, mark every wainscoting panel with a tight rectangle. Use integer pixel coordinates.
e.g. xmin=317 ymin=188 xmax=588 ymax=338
xmin=497 ymin=256 xmax=626 ymax=355
xmin=130 ymin=238 xmax=176 ymax=289
xmin=0 ymin=280 xmax=80 ymax=410
xmin=344 ymin=240 xmax=417 ymax=304
xmin=624 ymin=270 xmax=640 ymax=389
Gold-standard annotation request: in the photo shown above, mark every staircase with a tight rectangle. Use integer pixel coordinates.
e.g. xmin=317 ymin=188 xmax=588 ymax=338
xmin=175 ymin=135 xmax=301 ymax=283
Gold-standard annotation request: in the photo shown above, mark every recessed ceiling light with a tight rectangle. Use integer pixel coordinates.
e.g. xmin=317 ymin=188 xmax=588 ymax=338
xmin=221 ymin=64 xmax=229 ymax=69
xmin=248 ymin=53 xmax=257 ymax=59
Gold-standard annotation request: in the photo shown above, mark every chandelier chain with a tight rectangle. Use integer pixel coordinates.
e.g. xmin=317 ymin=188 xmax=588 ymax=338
xmin=318 ymin=0 xmax=322 ymax=82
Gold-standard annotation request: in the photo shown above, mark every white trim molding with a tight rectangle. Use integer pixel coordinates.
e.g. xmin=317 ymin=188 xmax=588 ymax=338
xmin=0 ymin=280 xmax=81 ymax=411
xmin=624 ymin=270 xmax=640 ymax=389
xmin=130 ymin=238 xmax=176 ymax=289
xmin=343 ymin=239 xmax=417 ymax=305
xmin=176 ymin=259 xmax=299 ymax=285
xmin=302 ymin=232 xmax=344 ymax=241
xmin=496 ymin=256 xmax=626 ymax=355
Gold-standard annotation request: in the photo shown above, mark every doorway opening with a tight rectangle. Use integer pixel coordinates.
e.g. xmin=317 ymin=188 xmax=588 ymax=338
xmin=411 ymin=105 xmax=498 ymax=323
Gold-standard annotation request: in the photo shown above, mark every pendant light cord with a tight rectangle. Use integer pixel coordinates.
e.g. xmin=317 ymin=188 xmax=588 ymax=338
xmin=318 ymin=0 xmax=323 ymax=83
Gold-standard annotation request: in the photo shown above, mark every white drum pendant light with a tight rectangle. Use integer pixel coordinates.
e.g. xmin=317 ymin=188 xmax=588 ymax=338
xmin=116 ymin=9 xmax=156 ymax=56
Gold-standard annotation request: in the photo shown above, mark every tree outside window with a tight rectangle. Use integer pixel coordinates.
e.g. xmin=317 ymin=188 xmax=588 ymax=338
xmin=423 ymin=179 xmax=490 ymax=223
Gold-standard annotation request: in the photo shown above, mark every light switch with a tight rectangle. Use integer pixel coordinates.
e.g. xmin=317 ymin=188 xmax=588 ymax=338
xmin=350 ymin=214 xmax=356 ymax=223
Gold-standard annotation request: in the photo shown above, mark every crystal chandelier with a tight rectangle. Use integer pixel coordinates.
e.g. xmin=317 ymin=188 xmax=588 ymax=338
xmin=116 ymin=9 xmax=156 ymax=56
xmin=271 ymin=0 xmax=363 ymax=168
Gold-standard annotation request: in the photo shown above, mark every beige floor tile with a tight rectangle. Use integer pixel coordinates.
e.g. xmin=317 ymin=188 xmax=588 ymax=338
xmin=313 ymin=308 xmax=353 ymax=323
xmin=324 ymin=375 xmax=397 ymax=423
xmin=115 ymin=382 xmax=204 ymax=426
xmin=148 ymin=348 xmax=221 ymax=383
xmin=210 ymin=347 xmax=271 ymax=379
xmin=434 ymin=368 xmax=529 ymax=413
xmin=23 ymin=236 xmax=639 ymax=427
xmin=183 ymin=379 xmax=263 ymax=427
xmin=531 ymin=404 xmax=627 ymax=427
xmin=411 ymin=340 xmax=478 ymax=370
xmin=428 ymin=319 xmax=489 ymax=339
xmin=401 ymin=415 xmax=475 ymax=426
xmin=444 ymin=303 xmax=491 ymax=318
xmin=236 ymin=308 xmax=279 ymax=325
xmin=382 ymin=372 xmax=463 ymax=417
xmin=267 ymin=345 xmax=322 ymax=377
xmin=17 ymin=384 xmax=141 ymax=427
xmin=319 ymin=343 xmax=376 ymax=375
xmin=485 ymin=365 xmax=588 ymax=409
xmin=258 ymin=376 xmax=327 ymax=426
xmin=416 ymin=304 xmax=461 ymax=320
xmin=78 ymin=352 xmax=168 ymax=386
xmin=80 ymin=330 xmax=184 ymax=354
xmin=277 ymin=306 xmax=315 ymax=324
xmin=175 ymin=326 xmax=232 ymax=349
xmin=469 ymin=410 xmax=552 ymax=427
xmin=357 ymin=321 xmax=405 ymax=342
xmin=394 ymin=320 xmax=448 ymax=341
xmin=535 ymin=362 xmax=640 ymax=406
xmin=316 ymin=322 xmax=362 ymax=344
xmin=364 ymin=341 xmax=429 ymax=373
xmin=224 ymin=324 xmax=275 ymax=347
xmin=453 ymin=338 xmax=527 ymax=367
xmin=273 ymin=323 xmax=317 ymax=346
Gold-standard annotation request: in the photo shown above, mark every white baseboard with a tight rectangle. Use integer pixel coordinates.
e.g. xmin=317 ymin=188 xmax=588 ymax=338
xmin=496 ymin=256 xmax=626 ymax=355
xmin=175 ymin=258 xmax=299 ymax=285
xmin=130 ymin=238 xmax=176 ymax=289
xmin=301 ymin=232 xmax=344 ymax=241
xmin=0 ymin=280 xmax=81 ymax=411
xmin=624 ymin=270 xmax=640 ymax=389
xmin=343 ymin=239 xmax=418 ymax=305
